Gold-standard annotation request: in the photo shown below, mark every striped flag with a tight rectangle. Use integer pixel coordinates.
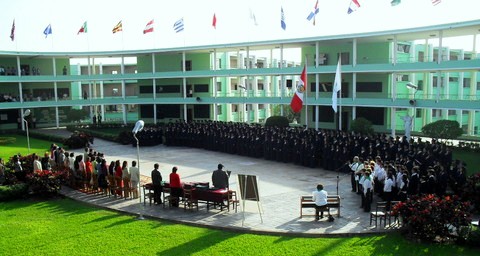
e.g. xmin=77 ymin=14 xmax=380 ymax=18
xmin=347 ymin=0 xmax=361 ymax=14
xmin=280 ymin=7 xmax=286 ymax=30
xmin=174 ymin=18 xmax=184 ymax=33
xmin=306 ymin=0 xmax=319 ymax=26
xmin=43 ymin=24 xmax=52 ymax=38
xmin=212 ymin=13 xmax=217 ymax=29
xmin=77 ymin=21 xmax=87 ymax=35
xmin=431 ymin=0 xmax=441 ymax=6
xmin=112 ymin=21 xmax=123 ymax=34
xmin=10 ymin=19 xmax=15 ymax=41
xmin=143 ymin=19 xmax=154 ymax=34
xmin=290 ymin=64 xmax=307 ymax=113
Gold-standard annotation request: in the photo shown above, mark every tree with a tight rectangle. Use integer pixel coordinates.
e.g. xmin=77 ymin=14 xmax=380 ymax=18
xmin=271 ymin=104 xmax=300 ymax=123
xmin=265 ymin=116 xmax=289 ymax=128
xmin=350 ymin=117 xmax=374 ymax=135
xmin=65 ymin=108 xmax=89 ymax=123
xmin=421 ymin=120 xmax=463 ymax=142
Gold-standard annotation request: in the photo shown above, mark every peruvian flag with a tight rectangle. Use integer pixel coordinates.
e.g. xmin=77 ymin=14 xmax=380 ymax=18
xmin=290 ymin=65 xmax=307 ymax=113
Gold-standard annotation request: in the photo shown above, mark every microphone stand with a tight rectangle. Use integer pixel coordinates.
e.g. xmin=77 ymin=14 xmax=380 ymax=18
xmin=334 ymin=162 xmax=349 ymax=196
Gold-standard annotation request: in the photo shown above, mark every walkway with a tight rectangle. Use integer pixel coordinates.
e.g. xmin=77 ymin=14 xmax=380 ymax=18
xmin=43 ymin=128 xmax=395 ymax=236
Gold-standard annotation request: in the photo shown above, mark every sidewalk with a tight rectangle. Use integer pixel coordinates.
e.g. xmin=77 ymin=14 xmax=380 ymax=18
xmin=54 ymin=128 xmax=398 ymax=236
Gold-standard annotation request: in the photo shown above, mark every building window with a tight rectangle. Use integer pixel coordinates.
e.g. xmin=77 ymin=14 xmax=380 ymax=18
xmin=258 ymin=83 xmax=264 ymax=90
xmin=450 ymin=54 xmax=458 ymax=60
xmin=314 ymin=53 xmax=328 ymax=65
xmin=463 ymin=78 xmax=471 ymax=87
xmin=216 ymin=81 xmax=221 ymax=92
xmin=416 ymin=109 xmax=422 ymax=117
xmin=112 ymin=70 xmax=118 ymax=74
xmin=448 ymin=110 xmax=456 ymax=115
xmin=258 ymin=104 xmax=265 ymax=109
xmin=432 ymin=109 xmax=442 ymax=117
xmin=232 ymin=105 xmax=238 ymax=112
xmin=338 ymin=52 xmax=350 ymax=65
xmin=182 ymin=60 xmax=192 ymax=71
xmin=217 ymin=58 xmax=222 ymax=69
xmin=462 ymin=110 xmax=469 ymax=115
xmin=449 ymin=77 xmax=459 ymax=82
xmin=217 ymin=105 xmax=222 ymax=115
xmin=418 ymin=51 xmax=425 ymax=62
xmin=397 ymin=44 xmax=411 ymax=53
xmin=417 ymin=80 xmax=424 ymax=90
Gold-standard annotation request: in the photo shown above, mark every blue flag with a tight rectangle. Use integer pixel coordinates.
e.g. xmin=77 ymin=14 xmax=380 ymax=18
xmin=173 ymin=18 xmax=184 ymax=33
xmin=43 ymin=24 xmax=52 ymax=38
xmin=281 ymin=7 xmax=286 ymax=30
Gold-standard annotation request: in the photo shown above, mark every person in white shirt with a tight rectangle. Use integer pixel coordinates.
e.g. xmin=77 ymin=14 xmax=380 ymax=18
xmin=383 ymin=172 xmax=395 ymax=208
xmin=129 ymin=161 xmax=140 ymax=199
xmin=349 ymin=156 xmax=364 ymax=193
xmin=33 ymin=155 xmax=42 ymax=172
xmin=312 ymin=183 xmax=331 ymax=220
xmin=373 ymin=159 xmax=386 ymax=197
xmin=362 ymin=171 xmax=373 ymax=212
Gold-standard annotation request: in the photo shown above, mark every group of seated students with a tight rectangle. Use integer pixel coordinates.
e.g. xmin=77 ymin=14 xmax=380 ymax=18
xmin=35 ymin=144 xmax=140 ymax=199
xmin=349 ymin=152 xmax=468 ymax=213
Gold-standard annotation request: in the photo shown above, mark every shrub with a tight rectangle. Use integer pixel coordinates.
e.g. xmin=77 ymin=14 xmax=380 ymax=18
xmin=393 ymin=194 xmax=472 ymax=243
xmin=0 ymin=183 xmax=29 ymax=201
xmin=0 ymin=137 xmax=16 ymax=145
xmin=26 ymin=166 xmax=67 ymax=196
xmin=265 ymin=116 xmax=290 ymax=128
xmin=350 ymin=117 xmax=374 ymax=135
xmin=461 ymin=173 xmax=480 ymax=212
xmin=64 ymin=131 xmax=94 ymax=149
xmin=421 ymin=120 xmax=463 ymax=142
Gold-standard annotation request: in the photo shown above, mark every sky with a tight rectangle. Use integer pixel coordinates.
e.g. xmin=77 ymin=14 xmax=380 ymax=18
xmin=0 ymin=0 xmax=479 ymax=53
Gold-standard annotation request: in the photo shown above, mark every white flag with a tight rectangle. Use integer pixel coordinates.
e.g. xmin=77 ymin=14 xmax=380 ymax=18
xmin=332 ymin=58 xmax=342 ymax=112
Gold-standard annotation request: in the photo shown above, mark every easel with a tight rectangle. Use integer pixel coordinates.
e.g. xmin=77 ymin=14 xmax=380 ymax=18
xmin=238 ymin=174 xmax=263 ymax=226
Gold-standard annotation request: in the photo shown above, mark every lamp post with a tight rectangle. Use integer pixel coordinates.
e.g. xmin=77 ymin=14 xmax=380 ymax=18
xmin=132 ymin=120 xmax=145 ymax=220
xmin=23 ymin=109 xmax=31 ymax=153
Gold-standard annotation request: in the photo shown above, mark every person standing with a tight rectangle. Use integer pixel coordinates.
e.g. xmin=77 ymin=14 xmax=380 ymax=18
xmin=349 ymin=156 xmax=363 ymax=192
xmin=169 ymin=166 xmax=182 ymax=207
xmin=312 ymin=183 xmax=331 ymax=220
xmin=151 ymin=163 xmax=163 ymax=204
xmin=129 ymin=161 xmax=139 ymax=199
xmin=212 ymin=163 xmax=229 ymax=189
xmin=33 ymin=155 xmax=42 ymax=172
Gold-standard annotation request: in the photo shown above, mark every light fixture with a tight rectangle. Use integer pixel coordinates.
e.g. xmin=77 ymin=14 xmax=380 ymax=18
xmin=23 ymin=109 xmax=31 ymax=153
xmin=132 ymin=120 xmax=145 ymax=220
xmin=406 ymin=82 xmax=418 ymax=90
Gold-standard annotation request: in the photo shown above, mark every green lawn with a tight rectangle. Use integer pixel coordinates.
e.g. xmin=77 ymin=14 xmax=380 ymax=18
xmin=0 ymin=199 xmax=477 ymax=256
xmin=0 ymin=134 xmax=61 ymax=160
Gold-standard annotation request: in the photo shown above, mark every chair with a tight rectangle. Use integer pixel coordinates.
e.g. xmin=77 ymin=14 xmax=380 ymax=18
xmin=162 ymin=187 xmax=172 ymax=208
xmin=386 ymin=201 xmax=400 ymax=227
xmin=183 ymin=188 xmax=198 ymax=211
xmin=370 ymin=201 xmax=387 ymax=228
xmin=228 ymin=190 xmax=240 ymax=213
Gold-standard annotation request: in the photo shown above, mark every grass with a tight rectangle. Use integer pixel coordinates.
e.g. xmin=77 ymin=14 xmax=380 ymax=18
xmin=0 ymin=198 xmax=478 ymax=256
xmin=0 ymin=134 xmax=61 ymax=160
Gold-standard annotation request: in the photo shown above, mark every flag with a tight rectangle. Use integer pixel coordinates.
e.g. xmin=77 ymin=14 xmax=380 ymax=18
xmin=347 ymin=0 xmax=361 ymax=14
xmin=112 ymin=21 xmax=122 ymax=34
xmin=280 ymin=7 xmax=286 ymax=30
xmin=431 ymin=0 xmax=441 ymax=6
xmin=10 ymin=19 xmax=15 ymax=41
xmin=290 ymin=65 xmax=307 ymax=113
xmin=332 ymin=58 xmax=342 ymax=113
xmin=43 ymin=24 xmax=52 ymax=38
xmin=173 ymin=18 xmax=184 ymax=33
xmin=143 ymin=19 xmax=154 ymax=34
xmin=249 ymin=8 xmax=258 ymax=26
xmin=391 ymin=0 xmax=401 ymax=6
xmin=306 ymin=0 xmax=319 ymax=25
xmin=212 ymin=13 xmax=217 ymax=29
xmin=77 ymin=21 xmax=87 ymax=35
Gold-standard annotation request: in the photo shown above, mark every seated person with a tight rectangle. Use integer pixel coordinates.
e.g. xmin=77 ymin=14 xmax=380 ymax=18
xmin=212 ymin=163 xmax=229 ymax=189
xmin=312 ymin=183 xmax=331 ymax=220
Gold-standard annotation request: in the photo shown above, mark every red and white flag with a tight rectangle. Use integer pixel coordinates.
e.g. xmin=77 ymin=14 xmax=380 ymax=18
xmin=143 ymin=19 xmax=154 ymax=34
xmin=290 ymin=65 xmax=307 ymax=113
xmin=212 ymin=13 xmax=217 ymax=29
xmin=431 ymin=0 xmax=441 ymax=6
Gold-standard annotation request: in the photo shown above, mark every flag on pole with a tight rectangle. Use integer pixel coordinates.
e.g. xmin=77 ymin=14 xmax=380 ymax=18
xmin=347 ymin=0 xmax=361 ymax=14
xmin=306 ymin=0 xmax=319 ymax=25
xmin=249 ymin=8 xmax=258 ymax=26
xmin=391 ymin=0 xmax=401 ymax=6
xmin=10 ymin=19 xmax=15 ymax=41
xmin=332 ymin=58 xmax=342 ymax=113
xmin=212 ymin=13 xmax=217 ymax=29
xmin=290 ymin=65 xmax=307 ymax=113
xmin=431 ymin=0 xmax=441 ymax=6
xmin=112 ymin=21 xmax=123 ymax=33
xmin=143 ymin=19 xmax=154 ymax=34
xmin=43 ymin=24 xmax=52 ymax=38
xmin=77 ymin=21 xmax=87 ymax=35
xmin=173 ymin=18 xmax=184 ymax=33
xmin=280 ymin=7 xmax=286 ymax=30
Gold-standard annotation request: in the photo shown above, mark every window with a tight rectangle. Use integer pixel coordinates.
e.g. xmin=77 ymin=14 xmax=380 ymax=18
xmin=448 ymin=110 xmax=456 ymax=115
xmin=216 ymin=81 xmax=221 ymax=92
xmin=417 ymin=80 xmax=424 ymax=90
xmin=258 ymin=83 xmax=264 ymax=90
xmin=217 ymin=104 xmax=222 ymax=115
xmin=432 ymin=109 xmax=442 ymax=117
xmin=232 ymin=105 xmax=238 ymax=112
xmin=256 ymin=62 xmax=264 ymax=68
xmin=356 ymin=82 xmax=382 ymax=92
xmin=357 ymin=107 xmax=384 ymax=125
xmin=139 ymin=86 xmax=153 ymax=93
xmin=416 ymin=109 xmax=422 ymax=118
xmin=397 ymin=44 xmax=411 ymax=53
xmin=112 ymin=70 xmax=118 ymax=74
xmin=156 ymin=85 xmax=181 ymax=93
xmin=418 ymin=51 xmax=425 ymax=62
xmin=449 ymin=77 xmax=459 ymax=82
xmin=338 ymin=52 xmax=350 ymax=65
xmin=463 ymin=78 xmax=471 ymax=87
xmin=182 ymin=60 xmax=192 ymax=71
xmin=217 ymin=58 xmax=222 ymax=69
xmin=194 ymin=105 xmax=210 ymax=118
xmin=194 ymin=84 xmax=208 ymax=93
xmin=258 ymin=104 xmax=265 ymax=109
xmin=450 ymin=54 xmax=458 ymax=60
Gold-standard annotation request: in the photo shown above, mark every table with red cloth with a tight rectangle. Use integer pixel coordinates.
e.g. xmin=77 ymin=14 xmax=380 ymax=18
xmin=144 ymin=182 xmax=230 ymax=211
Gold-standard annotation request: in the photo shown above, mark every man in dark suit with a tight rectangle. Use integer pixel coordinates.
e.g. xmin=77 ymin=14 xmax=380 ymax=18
xmin=212 ymin=163 xmax=229 ymax=189
xmin=151 ymin=163 xmax=163 ymax=204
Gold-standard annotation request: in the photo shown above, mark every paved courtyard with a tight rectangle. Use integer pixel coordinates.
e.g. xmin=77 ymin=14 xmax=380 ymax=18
xmin=53 ymin=128 xmax=395 ymax=236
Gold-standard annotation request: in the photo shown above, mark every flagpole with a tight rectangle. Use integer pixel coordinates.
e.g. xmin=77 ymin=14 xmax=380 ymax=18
xmin=304 ymin=57 xmax=308 ymax=128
